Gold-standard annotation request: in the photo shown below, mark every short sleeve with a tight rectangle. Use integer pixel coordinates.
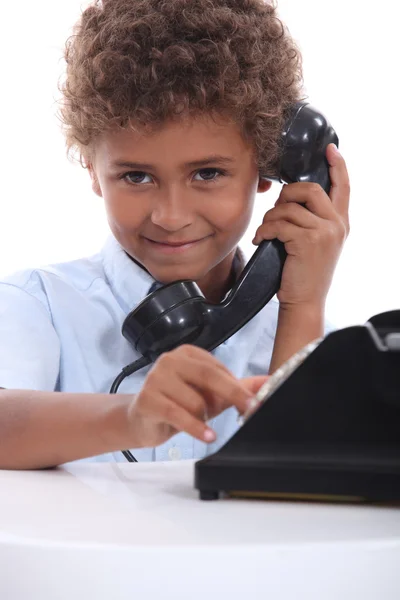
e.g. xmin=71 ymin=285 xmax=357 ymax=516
xmin=0 ymin=283 xmax=60 ymax=391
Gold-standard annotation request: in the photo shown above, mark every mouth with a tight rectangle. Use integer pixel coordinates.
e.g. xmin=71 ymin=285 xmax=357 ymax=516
xmin=142 ymin=235 xmax=212 ymax=254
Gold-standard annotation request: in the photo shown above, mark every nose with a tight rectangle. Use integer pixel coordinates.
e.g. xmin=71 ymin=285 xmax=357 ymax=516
xmin=150 ymin=185 xmax=193 ymax=231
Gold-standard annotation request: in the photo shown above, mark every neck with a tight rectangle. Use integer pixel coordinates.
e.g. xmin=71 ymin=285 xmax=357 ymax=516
xmin=125 ymin=248 xmax=240 ymax=304
xmin=195 ymin=249 xmax=239 ymax=303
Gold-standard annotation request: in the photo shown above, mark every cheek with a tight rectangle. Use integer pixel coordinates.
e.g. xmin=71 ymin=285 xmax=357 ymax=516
xmin=102 ymin=191 xmax=149 ymax=232
xmin=213 ymin=191 xmax=255 ymax=239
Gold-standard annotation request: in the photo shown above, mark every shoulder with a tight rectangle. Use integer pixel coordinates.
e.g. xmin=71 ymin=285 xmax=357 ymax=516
xmin=0 ymin=251 xmax=106 ymax=313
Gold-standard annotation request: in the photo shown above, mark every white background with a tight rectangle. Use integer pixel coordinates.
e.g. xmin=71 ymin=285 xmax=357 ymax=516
xmin=0 ymin=0 xmax=398 ymax=327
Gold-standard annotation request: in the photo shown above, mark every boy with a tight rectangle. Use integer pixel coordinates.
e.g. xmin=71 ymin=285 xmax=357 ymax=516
xmin=0 ymin=0 xmax=349 ymax=469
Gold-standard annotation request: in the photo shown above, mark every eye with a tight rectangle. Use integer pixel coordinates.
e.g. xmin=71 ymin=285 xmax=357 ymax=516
xmin=193 ymin=168 xmax=226 ymax=182
xmin=121 ymin=171 xmax=152 ymax=185
xmin=119 ymin=167 xmax=227 ymax=186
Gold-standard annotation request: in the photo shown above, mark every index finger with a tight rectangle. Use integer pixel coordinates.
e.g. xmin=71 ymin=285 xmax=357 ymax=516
xmin=174 ymin=344 xmax=232 ymax=375
xmin=177 ymin=357 xmax=253 ymax=415
xmin=326 ymin=143 xmax=350 ymax=222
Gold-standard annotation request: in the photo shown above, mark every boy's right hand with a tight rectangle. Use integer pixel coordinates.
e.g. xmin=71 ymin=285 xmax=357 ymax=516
xmin=125 ymin=345 xmax=267 ymax=448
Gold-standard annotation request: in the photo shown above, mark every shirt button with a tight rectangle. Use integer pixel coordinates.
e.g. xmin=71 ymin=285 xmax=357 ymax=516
xmin=168 ymin=447 xmax=181 ymax=461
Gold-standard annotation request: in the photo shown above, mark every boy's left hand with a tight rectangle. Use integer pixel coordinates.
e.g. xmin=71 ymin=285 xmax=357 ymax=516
xmin=253 ymin=143 xmax=350 ymax=309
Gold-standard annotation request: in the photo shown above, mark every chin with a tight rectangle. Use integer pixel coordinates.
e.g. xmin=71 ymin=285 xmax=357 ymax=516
xmin=139 ymin=258 xmax=208 ymax=284
xmin=149 ymin=265 xmax=207 ymax=284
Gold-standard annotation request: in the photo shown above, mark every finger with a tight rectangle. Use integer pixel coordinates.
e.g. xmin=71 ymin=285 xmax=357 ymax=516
xmin=252 ymin=220 xmax=300 ymax=247
xmin=173 ymin=344 xmax=232 ymax=376
xmin=241 ymin=375 xmax=269 ymax=395
xmin=177 ymin=357 xmax=253 ymax=414
xmin=155 ymin=395 xmax=216 ymax=443
xmin=258 ymin=202 xmax=320 ymax=234
xmin=157 ymin=375 xmax=208 ymax=420
xmin=157 ymin=347 xmax=254 ymax=413
xmin=326 ymin=143 xmax=350 ymax=222
xmin=277 ymin=181 xmax=336 ymax=221
xmin=154 ymin=347 xmax=247 ymax=416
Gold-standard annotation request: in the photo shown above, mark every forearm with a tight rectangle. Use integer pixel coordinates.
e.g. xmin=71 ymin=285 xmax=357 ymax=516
xmin=0 ymin=388 xmax=131 ymax=470
xmin=269 ymin=304 xmax=325 ymax=373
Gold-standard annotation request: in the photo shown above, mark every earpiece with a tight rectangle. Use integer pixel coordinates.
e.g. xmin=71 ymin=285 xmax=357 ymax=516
xmin=269 ymin=102 xmax=338 ymax=191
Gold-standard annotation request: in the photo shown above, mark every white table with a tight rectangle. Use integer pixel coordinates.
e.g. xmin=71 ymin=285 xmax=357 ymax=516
xmin=0 ymin=460 xmax=399 ymax=599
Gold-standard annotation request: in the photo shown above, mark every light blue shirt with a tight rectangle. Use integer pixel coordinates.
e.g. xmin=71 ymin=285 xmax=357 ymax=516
xmin=0 ymin=234 xmax=324 ymax=464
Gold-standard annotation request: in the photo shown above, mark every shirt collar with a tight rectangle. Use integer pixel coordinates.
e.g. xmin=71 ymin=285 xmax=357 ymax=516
xmin=100 ymin=233 xmax=247 ymax=314
xmin=101 ymin=234 xmax=155 ymax=315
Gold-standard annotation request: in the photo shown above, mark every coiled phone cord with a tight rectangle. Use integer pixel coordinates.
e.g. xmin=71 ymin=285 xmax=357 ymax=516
xmin=109 ymin=356 xmax=151 ymax=462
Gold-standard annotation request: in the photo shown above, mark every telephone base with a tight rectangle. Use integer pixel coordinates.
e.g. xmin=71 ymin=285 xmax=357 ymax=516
xmin=195 ymin=450 xmax=400 ymax=503
xmin=195 ymin=310 xmax=400 ymax=503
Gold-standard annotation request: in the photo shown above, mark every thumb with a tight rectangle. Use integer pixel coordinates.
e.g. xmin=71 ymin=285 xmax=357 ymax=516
xmin=241 ymin=375 xmax=269 ymax=396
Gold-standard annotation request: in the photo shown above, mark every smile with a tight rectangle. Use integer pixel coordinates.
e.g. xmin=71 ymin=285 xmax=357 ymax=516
xmin=143 ymin=235 xmax=211 ymax=254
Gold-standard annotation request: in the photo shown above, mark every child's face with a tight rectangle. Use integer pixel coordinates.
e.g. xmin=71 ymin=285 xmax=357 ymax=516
xmin=88 ymin=114 xmax=271 ymax=285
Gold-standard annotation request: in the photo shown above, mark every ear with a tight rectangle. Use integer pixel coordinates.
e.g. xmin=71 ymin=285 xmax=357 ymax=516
xmin=257 ymin=178 xmax=273 ymax=194
xmin=87 ymin=163 xmax=103 ymax=198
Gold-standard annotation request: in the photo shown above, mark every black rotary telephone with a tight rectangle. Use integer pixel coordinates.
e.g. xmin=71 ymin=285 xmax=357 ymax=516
xmin=110 ymin=102 xmax=338 ymax=462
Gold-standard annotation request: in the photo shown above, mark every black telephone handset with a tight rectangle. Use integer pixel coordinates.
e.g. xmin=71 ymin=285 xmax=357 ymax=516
xmin=121 ymin=102 xmax=339 ymax=364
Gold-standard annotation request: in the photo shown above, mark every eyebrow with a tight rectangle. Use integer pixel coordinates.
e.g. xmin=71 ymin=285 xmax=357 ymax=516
xmin=109 ymin=155 xmax=236 ymax=170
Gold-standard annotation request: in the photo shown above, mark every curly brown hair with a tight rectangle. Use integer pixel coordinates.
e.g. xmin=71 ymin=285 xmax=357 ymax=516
xmin=58 ymin=0 xmax=304 ymax=176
